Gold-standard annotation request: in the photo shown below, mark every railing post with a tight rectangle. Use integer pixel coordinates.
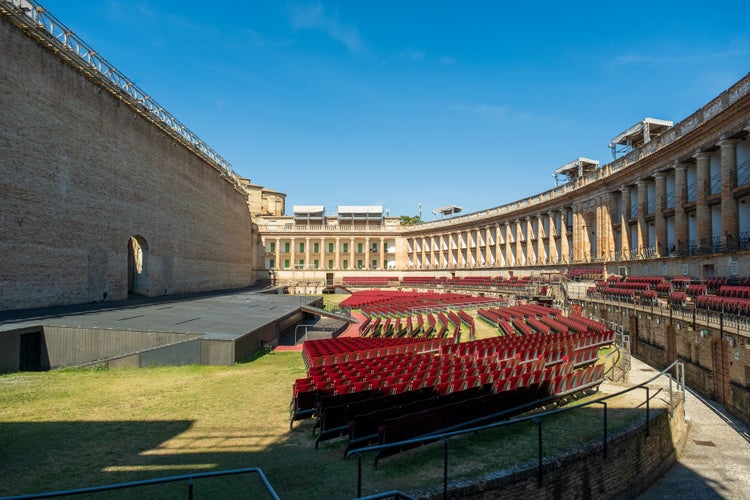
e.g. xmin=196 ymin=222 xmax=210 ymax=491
xmin=645 ymin=386 xmax=650 ymax=437
xmin=442 ymin=437 xmax=449 ymax=499
xmin=187 ymin=477 xmax=193 ymax=500
xmin=534 ymin=417 xmax=543 ymax=486
xmin=352 ymin=452 xmax=362 ymax=499
xmin=599 ymin=401 xmax=608 ymax=458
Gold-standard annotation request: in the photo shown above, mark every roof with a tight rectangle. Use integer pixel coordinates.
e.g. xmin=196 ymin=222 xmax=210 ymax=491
xmin=433 ymin=205 xmax=463 ymax=216
xmin=337 ymin=205 xmax=383 ymax=214
xmin=293 ymin=205 xmax=325 ymax=214
xmin=610 ymin=118 xmax=673 ymax=147
xmin=553 ymin=157 xmax=599 ymax=177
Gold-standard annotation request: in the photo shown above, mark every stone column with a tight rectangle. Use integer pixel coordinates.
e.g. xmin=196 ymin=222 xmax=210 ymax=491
xmin=515 ymin=220 xmax=524 ymax=266
xmin=380 ymin=237 xmax=386 ymax=270
xmin=349 ymin=237 xmax=355 ymax=269
xmin=334 ymin=237 xmax=340 ymax=270
xmin=365 ymin=237 xmax=370 ymax=269
xmin=537 ymin=214 xmax=546 ymax=265
xmin=495 ymin=223 xmax=503 ymax=266
xmin=275 ymin=238 xmax=281 ymax=270
xmin=485 ymin=226 xmax=492 ymax=266
xmin=620 ymin=186 xmax=631 ymax=257
xmin=320 ymin=237 xmax=325 ymax=270
xmin=696 ymin=152 xmax=712 ymax=250
xmin=525 ymin=217 xmax=534 ymax=265
xmin=505 ymin=222 xmax=514 ymax=266
xmin=720 ymin=139 xmax=739 ymax=248
xmin=636 ymin=180 xmax=648 ymax=252
xmin=290 ymin=237 xmax=296 ymax=269
xmin=673 ymin=162 xmax=688 ymax=253
xmin=559 ymin=209 xmax=570 ymax=264
xmin=305 ymin=237 xmax=310 ymax=269
xmin=548 ymin=213 xmax=558 ymax=264
xmin=654 ymin=173 xmax=667 ymax=256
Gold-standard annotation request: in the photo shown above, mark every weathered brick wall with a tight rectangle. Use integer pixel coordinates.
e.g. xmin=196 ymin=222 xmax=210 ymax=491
xmin=0 ymin=16 xmax=255 ymax=310
xmin=581 ymin=302 xmax=750 ymax=425
xmin=417 ymin=405 xmax=686 ymax=499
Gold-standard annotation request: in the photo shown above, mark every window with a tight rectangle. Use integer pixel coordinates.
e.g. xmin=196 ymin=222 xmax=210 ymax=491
xmin=343 ymin=259 xmax=349 ymax=270
xmin=284 ymin=242 xmax=290 ymax=253
xmin=284 ymin=259 xmax=290 ymax=269
xmin=357 ymin=243 xmax=363 ymax=253
xmin=313 ymin=242 xmax=319 ymax=253
xmin=313 ymin=260 xmax=319 ymax=270
xmin=328 ymin=242 xmax=334 ymax=253
xmin=357 ymin=259 xmax=363 ymax=269
xmin=299 ymin=242 xmax=305 ymax=253
xmin=342 ymin=243 xmax=349 ymax=253
xmin=298 ymin=259 xmax=304 ymax=268
xmin=269 ymin=258 xmax=275 ymax=269
xmin=269 ymin=242 xmax=276 ymax=253
xmin=328 ymin=259 xmax=334 ymax=269
xmin=371 ymin=259 xmax=378 ymax=269
xmin=371 ymin=243 xmax=378 ymax=252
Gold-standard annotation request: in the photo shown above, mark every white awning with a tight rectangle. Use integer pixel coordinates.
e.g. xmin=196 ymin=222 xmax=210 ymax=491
xmin=610 ymin=118 xmax=673 ymax=147
xmin=553 ymin=157 xmax=599 ymax=177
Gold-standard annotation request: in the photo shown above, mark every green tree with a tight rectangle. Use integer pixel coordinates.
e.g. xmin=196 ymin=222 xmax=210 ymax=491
xmin=400 ymin=214 xmax=422 ymax=226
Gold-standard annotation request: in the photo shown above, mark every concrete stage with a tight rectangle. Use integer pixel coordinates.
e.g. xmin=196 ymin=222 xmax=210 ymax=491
xmin=0 ymin=287 xmax=322 ymax=372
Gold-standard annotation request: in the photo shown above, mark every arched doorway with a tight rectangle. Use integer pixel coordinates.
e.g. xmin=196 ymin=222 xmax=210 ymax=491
xmin=127 ymin=235 xmax=149 ymax=296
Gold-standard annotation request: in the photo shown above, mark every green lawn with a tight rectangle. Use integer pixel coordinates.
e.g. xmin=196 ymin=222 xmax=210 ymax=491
xmin=0 ymin=344 xmax=644 ymax=499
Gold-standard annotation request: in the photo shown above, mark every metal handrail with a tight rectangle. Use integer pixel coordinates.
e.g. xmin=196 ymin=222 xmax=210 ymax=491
xmin=2 ymin=467 xmax=280 ymax=500
xmin=347 ymin=360 xmax=684 ymax=497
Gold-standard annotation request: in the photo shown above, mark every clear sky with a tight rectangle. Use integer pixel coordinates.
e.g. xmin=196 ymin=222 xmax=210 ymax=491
xmin=42 ymin=1 xmax=750 ymax=219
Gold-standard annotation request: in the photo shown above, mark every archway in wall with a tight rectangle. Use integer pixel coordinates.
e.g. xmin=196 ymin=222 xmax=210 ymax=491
xmin=127 ymin=235 xmax=149 ymax=296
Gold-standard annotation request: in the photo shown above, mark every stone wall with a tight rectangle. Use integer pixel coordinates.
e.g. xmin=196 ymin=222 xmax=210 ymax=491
xmin=0 ymin=15 xmax=255 ymax=310
xmin=580 ymin=300 xmax=750 ymax=426
xmin=419 ymin=404 xmax=686 ymax=499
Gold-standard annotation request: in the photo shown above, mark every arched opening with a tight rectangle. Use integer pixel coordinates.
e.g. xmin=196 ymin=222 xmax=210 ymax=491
xmin=127 ymin=235 xmax=149 ymax=296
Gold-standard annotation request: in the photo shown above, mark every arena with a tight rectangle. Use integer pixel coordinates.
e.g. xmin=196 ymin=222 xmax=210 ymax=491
xmin=1 ymin=0 xmax=750 ymax=498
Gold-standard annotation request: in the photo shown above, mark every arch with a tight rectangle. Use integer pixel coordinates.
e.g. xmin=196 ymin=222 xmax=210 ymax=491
xmin=127 ymin=235 xmax=149 ymax=296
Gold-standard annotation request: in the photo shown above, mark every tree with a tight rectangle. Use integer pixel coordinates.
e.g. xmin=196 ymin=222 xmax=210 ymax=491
xmin=400 ymin=215 xmax=422 ymax=226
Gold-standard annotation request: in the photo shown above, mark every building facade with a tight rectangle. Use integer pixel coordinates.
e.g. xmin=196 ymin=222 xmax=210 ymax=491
xmin=256 ymin=73 xmax=750 ymax=288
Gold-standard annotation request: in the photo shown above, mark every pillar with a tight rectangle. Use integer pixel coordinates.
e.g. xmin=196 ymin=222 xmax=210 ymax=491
xmin=696 ymin=152 xmax=712 ymax=250
xmin=654 ymin=172 xmax=667 ymax=256
xmin=548 ymin=212 xmax=558 ymax=264
xmin=720 ymin=139 xmax=739 ymax=248
xmin=274 ymin=238 xmax=281 ymax=270
xmin=636 ymin=180 xmax=649 ymax=253
xmin=673 ymin=162 xmax=688 ymax=253
xmin=559 ymin=208 xmax=570 ymax=264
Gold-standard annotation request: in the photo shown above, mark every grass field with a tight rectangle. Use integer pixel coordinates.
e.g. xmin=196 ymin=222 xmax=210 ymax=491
xmin=0 ymin=307 xmax=643 ymax=499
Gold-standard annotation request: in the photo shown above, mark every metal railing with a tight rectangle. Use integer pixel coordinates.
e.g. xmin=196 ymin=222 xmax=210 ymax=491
xmin=738 ymin=159 xmax=750 ymax=186
xmin=0 ymin=0 xmax=240 ymax=186
xmin=2 ymin=467 xmax=280 ymax=500
xmin=346 ymin=360 xmax=685 ymax=499
xmin=710 ymin=173 xmax=722 ymax=195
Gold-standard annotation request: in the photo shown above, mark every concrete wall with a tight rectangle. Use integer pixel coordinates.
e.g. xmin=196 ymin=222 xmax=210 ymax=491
xmin=0 ymin=15 xmax=255 ymax=311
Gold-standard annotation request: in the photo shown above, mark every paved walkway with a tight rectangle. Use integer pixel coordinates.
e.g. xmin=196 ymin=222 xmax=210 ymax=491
xmin=629 ymin=356 xmax=750 ymax=499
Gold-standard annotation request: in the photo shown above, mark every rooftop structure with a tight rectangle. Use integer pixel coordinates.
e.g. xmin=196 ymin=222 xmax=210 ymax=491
xmin=609 ymin=118 xmax=673 ymax=159
xmin=553 ymin=158 xmax=600 ymax=186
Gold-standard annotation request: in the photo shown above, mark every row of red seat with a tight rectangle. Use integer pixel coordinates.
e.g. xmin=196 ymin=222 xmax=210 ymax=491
xmin=303 ymin=338 xmax=447 ymax=368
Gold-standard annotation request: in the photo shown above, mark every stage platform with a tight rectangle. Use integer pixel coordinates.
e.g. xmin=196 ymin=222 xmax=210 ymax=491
xmin=0 ymin=287 xmax=323 ymax=371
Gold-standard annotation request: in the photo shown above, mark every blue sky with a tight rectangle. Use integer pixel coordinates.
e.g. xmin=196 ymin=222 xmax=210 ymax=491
xmin=44 ymin=1 xmax=750 ymax=219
